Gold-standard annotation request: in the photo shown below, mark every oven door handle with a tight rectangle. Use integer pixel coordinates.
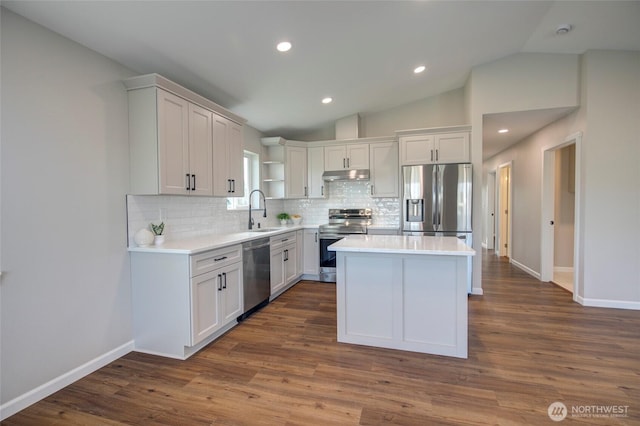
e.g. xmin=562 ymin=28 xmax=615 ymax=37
xmin=319 ymin=234 xmax=348 ymax=240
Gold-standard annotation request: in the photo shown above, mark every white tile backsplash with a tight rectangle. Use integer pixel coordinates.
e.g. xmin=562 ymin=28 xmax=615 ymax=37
xmin=283 ymin=181 xmax=400 ymax=226
xmin=126 ymin=195 xmax=284 ymax=246
xmin=126 ymin=181 xmax=399 ymax=246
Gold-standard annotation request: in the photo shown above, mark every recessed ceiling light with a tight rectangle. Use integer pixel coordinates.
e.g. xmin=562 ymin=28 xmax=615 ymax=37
xmin=321 ymin=97 xmax=333 ymax=104
xmin=276 ymin=41 xmax=292 ymax=52
xmin=414 ymin=65 xmax=426 ymax=74
xmin=498 ymin=129 xmax=509 ymax=134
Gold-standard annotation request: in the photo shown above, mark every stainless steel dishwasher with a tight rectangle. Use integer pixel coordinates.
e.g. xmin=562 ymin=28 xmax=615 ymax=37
xmin=238 ymin=237 xmax=271 ymax=321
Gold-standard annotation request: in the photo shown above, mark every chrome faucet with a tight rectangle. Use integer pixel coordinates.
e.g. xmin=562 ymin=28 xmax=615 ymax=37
xmin=248 ymin=189 xmax=267 ymax=230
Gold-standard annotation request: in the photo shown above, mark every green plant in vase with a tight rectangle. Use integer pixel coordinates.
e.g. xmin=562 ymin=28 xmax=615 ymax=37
xmin=150 ymin=222 xmax=165 ymax=245
xmin=277 ymin=213 xmax=290 ymax=225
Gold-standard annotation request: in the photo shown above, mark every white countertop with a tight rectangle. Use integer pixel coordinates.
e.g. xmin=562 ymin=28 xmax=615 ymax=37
xmin=128 ymin=225 xmax=315 ymax=255
xmin=328 ymin=235 xmax=475 ymax=256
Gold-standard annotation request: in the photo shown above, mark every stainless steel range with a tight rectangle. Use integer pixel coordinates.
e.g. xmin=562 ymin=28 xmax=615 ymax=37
xmin=319 ymin=208 xmax=372 ymax=282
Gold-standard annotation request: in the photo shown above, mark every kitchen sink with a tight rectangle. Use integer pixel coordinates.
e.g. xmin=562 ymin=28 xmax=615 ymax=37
xmin=250 ymin=228 xmax=281 ymax=233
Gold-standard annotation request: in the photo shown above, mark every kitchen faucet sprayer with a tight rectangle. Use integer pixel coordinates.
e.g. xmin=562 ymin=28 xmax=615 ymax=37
xmin=248 ymin=189 xmax=267 ymax=230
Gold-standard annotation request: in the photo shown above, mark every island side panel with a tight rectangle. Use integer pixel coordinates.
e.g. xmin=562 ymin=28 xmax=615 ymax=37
xmin=335 ymin=251 xmax=468 ymax=359
xmin=402 ymin=255 xmax=468 ymax=358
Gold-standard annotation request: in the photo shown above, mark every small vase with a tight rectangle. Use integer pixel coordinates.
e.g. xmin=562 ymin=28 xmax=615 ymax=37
xmin=280 ymin=220 xmax=288 ymax=226
xmin=154 ymin=235 xmax=165 ymax=245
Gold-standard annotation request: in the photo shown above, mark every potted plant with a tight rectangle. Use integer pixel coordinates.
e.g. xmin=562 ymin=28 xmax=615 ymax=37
xmin=277 ymin=213 xmax=290 ymax=226
xmin=150 ymin=222 xmax=165 ymax=245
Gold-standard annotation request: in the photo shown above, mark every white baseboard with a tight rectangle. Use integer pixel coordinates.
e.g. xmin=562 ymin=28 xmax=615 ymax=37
xmin=510 ymin=258 xmax=541 ymax=280
xmin=0 ymin=340 xmax=134 ymax=421
xmin=554 ymin=266 xmax=574 ymax=273
xmin=576 ymin=295 xmax=640 ymax=311
xmin=471 ymin=287 xmax=484 ymax=295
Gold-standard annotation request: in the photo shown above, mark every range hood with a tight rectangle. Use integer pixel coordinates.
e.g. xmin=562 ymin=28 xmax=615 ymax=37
xmin=322 ymin=169 xmax=370 ymax=181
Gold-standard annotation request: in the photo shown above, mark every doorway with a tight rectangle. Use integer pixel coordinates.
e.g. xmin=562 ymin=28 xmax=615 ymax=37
xmin=496 ymin=162 xmax=512 ymax=258
xmin=541 ymin=132 xmax=582 ymax=299
xmin=485 ymin=171 xmax=496 ymax=250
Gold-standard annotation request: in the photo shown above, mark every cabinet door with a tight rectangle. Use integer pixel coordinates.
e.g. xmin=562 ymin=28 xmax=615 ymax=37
xmin=346 ymin=144 xmax=370 ymax=169
xmin=435 ymin=132 xmax=470 ymax=163
xmin=296 ymin=230 xmax=304 ymax=275
xmin=370 ymin=142 xmax=399 ymax=197
xmin=220 ymin=262 xmax=243 ymax=325
xmin=191 ymin=271 xmax=221 ymax=345
xmin=285 ymin=146 xmax=308 ymax=198
xmin=303 ymin=229 xmax=320 ymax=275
xmin=227 ymin=121 xmax=244 ymax=197
xmin=307 ymin=146 xmax=325 ymax=198
xmin=188 ymin=103 xmax=214 ymax=196
xmin=399 ymin=135 xmax=435 ymax=165
xmin=283 ymin=243 xmax=298 ymax=284
xmin=212 ymin=114 xmax=230 ymax=196
xmin=270 ymin=249 xmax=285 ymax=296
xmin=157 ymin=89 xmax=190 ymax=194
xmin=324 ymin=145 xmax=347 ymax=171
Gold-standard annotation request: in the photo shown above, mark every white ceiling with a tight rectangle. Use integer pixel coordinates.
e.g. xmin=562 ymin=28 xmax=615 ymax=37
xmin=3 ymin=1 xmax=640 ymax=156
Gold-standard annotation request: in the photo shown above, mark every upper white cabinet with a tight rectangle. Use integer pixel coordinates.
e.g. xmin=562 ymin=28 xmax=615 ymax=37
xmin=307 ymin=146 xmax=326 ymax=198
xmin=125 ymin=74 xmax=245 ymax=196
xmin=369 ymin=142 xmax=399 ymax=197
xmin=324 ymin=143 xmax=369 ymax=171
xmin=261 ymin=138 xmax=308 ymax=199
xmin=285 ymin=146 xmax=308 ymax=198
xmin=398 ymin=127 xmax=470 ymax=165
xmin=213 ymin=115 xmax=244 ymax=197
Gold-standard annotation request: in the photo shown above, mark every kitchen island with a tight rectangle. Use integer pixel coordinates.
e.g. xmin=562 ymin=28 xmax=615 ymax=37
xmin=329 ymin=235 xmax=475 ymax=358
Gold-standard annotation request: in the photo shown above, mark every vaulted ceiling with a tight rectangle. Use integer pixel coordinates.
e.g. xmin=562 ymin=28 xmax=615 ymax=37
xmin=3 ymin=1 xmax=639 ymax=155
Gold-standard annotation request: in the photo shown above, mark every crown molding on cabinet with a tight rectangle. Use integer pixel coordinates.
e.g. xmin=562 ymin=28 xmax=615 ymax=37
xmin=123 ymin=73 xmax=246 ymax=125
xmin=395 ymin=125 xmax=471 ymax=137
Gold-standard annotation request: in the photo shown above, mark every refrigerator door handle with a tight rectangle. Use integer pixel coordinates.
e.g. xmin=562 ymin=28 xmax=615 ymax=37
xmin=431 ymin=166 xmax=438 ymax=231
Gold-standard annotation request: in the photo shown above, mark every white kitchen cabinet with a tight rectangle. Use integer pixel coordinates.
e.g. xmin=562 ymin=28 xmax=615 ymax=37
xmin=213 ymin=115 xmax=244 ymax=197
xmin=307 ymin=146 xmax=326 ymax=198
xmin=324 ymin=143 xmax=369 ymax=171
xmin=303 ymin=228 xmax=320 ymax=275
xmin=296 ymin=230 xmax=304 ymax=276
xmin=128 ymin=87 xmax=214 ymax=195
xmin=125 ymin=75 xmax=246 ymax=196
xmin=130 ymin=244 xmax=243 ymax=359
xmin=369 ymin=142 xmax=399 ymax=197
xmin=261 ymin=138 xmax=308 ymax=199
xmin=285 ymin=146 xmax=308 ymax=198
xmin=399 ymin=131 xmax=469 ymax=165
xmin=270 ymin=232 xmax=298 ymax=298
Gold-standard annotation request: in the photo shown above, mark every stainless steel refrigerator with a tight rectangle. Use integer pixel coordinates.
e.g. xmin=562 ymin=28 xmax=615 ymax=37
xmin=402 ymin=163 xmax=473 ymax=291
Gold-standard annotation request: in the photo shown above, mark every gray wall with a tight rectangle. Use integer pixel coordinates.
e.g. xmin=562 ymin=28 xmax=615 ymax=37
xmin=481 ymin=50 xmax=640 ymax=307
xmin=1 ymin=9 xmax=135 ymax=405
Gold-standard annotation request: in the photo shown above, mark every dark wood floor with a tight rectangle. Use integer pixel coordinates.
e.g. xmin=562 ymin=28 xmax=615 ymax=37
xmin=4 ymin=252 xmax=640 ymax=425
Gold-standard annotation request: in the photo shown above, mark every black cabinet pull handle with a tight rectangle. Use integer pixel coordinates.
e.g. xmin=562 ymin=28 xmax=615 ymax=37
xmin=191 ymin=174 xmax=196 ymax=191
xmin=186 ymin=174 xmax=190 ymax=190
xmin=315 ymin=232 xmax=317 ymax=243
xmin=232 ymin=179 xmax=235 ymax=193
xmin=214 ymin=256 xmax=227 ymax=262
xmin=217 ymin=274 xmax=222 ymax=291
xmin=222 ymin=272 xmax=227 ymax=289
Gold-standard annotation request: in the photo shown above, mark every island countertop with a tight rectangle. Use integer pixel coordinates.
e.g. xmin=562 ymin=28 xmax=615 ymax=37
xmin=328 ymin=234 xmax=475 ymax=256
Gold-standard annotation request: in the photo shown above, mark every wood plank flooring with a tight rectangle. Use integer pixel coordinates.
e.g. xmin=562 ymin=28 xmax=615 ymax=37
xmin=4 ymin=252 xmax=640 ymax=425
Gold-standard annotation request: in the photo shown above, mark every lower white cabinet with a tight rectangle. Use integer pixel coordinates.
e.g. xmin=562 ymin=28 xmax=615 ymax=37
xmin=131 ymin=244 xmax=243 ymax=359
xmin=191 ymin=261 xmax=242 ymax=345
xmin=270 ymin=232 xmax=298 ymax=297
xmin=303 ymin=228 xmax=320 ymax=275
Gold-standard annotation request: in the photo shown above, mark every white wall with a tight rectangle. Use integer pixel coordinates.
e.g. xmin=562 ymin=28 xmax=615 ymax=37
xmin=579 ymin=50 xmax=640 ymax=305
xmin=359 ymin=88 xmax=466 ymax=137
xmin=1 ymin=8 xmax=135 ymax=411
xmin=468 ymin=52 xmax=581 ymax=293
xmin=480 ymin=50 xmax=640 ymax=309
xmin=483 ymin=111 xmax=584 ymax=274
